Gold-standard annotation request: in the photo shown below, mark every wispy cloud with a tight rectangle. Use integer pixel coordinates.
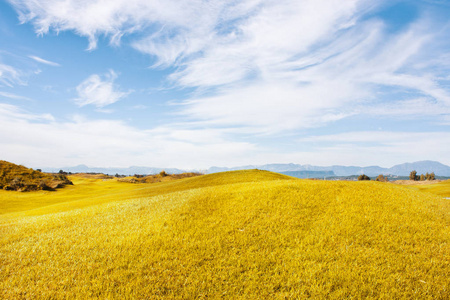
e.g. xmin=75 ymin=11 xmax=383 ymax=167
xmin=7 ymin=0 xmax=242 ymax=50
xmin=0 ymin=63 xmax=23 ymax=87
xmin=74 ymin=70 xmax=130 ymax=108
xmin=4 ymin=0 xmax=450 ymax=167
xmin=10 ymin=0 xmax=449 ymax=131
xmin=28 ymin=55 xmax=60 ymax=67
xmin=293 ymin=131 xmax=450 ymax=166
xmin=360 ymin=97 xmax=450 ymax=119
xmin=0 ymin=91 xmax=31 ymax=101
xmin=0 ymin=103 xmax=54 ymax=122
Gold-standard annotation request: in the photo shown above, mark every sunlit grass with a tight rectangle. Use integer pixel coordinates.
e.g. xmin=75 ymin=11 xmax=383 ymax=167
xmin=0 ymin=170 xmax=290 ymax=218
xmin=400 ymin=179 xmax=450 ymax=198
xmin=0 ymin=170 xmax=449 ymax=298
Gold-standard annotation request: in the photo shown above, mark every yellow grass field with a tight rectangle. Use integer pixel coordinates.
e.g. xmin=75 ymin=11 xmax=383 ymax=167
xmin=1 ymin=170 xmax=449 ymax=299
xmin=395 ymin=179 xmax=450 ymax=198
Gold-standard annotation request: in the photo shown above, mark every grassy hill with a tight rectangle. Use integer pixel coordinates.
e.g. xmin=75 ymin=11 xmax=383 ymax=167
xmin=1 ymin=170 xmax=449 ymax=298
xmin=0 ymin=160 xmax=72 ymax=192
xmin=0 ymin=169 xmax=288 ymax=217
xmin=117 ymin=171 xmax=201 ymax=183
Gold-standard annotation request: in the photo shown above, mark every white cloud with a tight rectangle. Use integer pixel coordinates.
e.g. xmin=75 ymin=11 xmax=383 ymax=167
xmin=0 ymin=63 xmax=23 ymax=87
xmin=293 ymin=131 xmax=450 ymax=166
xmin=1 ymin=103 xmax=448 ymax=169
xmin=4 ymin=0 xmax=450 ymax=167
xmin=0 ymin=91 xmax=31 ymax=101
xmin=28 ymin=55 xmax=61 ymax=66
xmin=360 ymin=97 xmax=450 ymax=118
xmin=74 ymin=70 xmax=129 ymax=108
xmin=171 ymin=13 xmax=450 ymax=133
xmin=0 ymin=103 xmax=54 ymax=121
xmin=8 ymin=0 xmax=248 ymax=50
xmin=9 ymin=1 xmax=450 ymax=125
xmin=179 ymin=80 xmax=361 ymax=134
xmin=0 ymin=103 xmax=255 ymax=169
xmin=167 ymin=0 xmax=367 ymax=87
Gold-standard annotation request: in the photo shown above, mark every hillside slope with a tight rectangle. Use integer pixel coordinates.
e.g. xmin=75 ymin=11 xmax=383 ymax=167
xmin=0 ymin=169 xmax=292 ymax=217
xmin=0 ymin=160 xmax=72 ymax=192
xmin=1 ymin=170 xmax=449 ymax=298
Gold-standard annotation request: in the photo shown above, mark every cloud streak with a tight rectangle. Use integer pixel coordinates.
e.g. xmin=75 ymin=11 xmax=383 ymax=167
xmin=0 ymin=91 xmax=31 ymax=101
xmin=0 ymin=63 xmax=23 ymax=87
xmin=28 ymin=55 xmax=60 ymax=66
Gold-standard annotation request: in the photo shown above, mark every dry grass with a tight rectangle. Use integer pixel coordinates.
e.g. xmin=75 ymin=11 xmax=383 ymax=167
xmin=72 ymin=173 xmax=114 ymax=179
xmin=117 ymin=172 xmax=201 ymax=184
xmin=392 ymin=179 xmax=444 ymax=186
xmin=398 ymin=179 xmax=450 ymax=198
xmin=0 ymin=170 xmax=449 ymax=299
xmin=0 ymin=170 xmax=288 ymax=218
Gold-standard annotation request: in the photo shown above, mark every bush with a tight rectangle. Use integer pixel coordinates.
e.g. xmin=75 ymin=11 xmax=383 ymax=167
xmin=159 ymin=170 xmax=168 ymax=177
xmin=358 ymin=174 xmax=370 ymax=181
xmin=375 ymin=175 xmax=388 ymax=182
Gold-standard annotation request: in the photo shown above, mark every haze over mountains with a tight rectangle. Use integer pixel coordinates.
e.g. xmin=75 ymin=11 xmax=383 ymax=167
xmin=208 ymin=161 xmax=450 ymax=177
xmin=42 ymin=160 xmax=450 ymax=177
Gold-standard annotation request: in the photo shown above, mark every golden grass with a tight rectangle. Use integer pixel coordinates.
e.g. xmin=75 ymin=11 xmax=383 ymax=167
xmin=393 ymin=179 xmax=444 ymax=186
xmin=0 ymin=170 xmax=449 ymax=299
xmin=0 ymin=170 xmax=290 ymax=218
xmin=117 ymin=172 xmax=201 ymax=184
xmin=398 ymin=179 xmax=450 ymax=198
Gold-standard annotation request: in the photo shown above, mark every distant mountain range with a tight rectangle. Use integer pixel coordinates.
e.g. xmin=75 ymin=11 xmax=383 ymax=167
xmin=280 ymin=170 xmax=335 ymax=179
xmin=42 ymin=160 xmax=450 ymax=177
xmin=207 ymin=161 xmax=450 ymax=177
xmin=43 ymin=165 xmax=188 ymax=175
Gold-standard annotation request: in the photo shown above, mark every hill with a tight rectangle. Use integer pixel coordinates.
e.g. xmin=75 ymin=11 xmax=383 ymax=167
xmin=0 ymin=169 xmax=290 ymax=216
xmin=0 ymin=160 xmax=72 ymax=192
xmin=280 ymin=170 xmax=335 ymax=178
xmin=117 ymin=171 xmax=201 ymax=183
xmin=0 ymin=170 xmax=449 ymax=298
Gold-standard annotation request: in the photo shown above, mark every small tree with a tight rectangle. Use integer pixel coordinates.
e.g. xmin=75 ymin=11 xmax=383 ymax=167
xmin=409 ymin=170 xmax=418 ymax=181
xmin=358 ymin=174 xmax=370 ymax=181
xmin=420 ymin=174 xmax=425 ymax=181
xmin=159 ymin=170 xmax=167 ymax=177
xmin=376 ymin=174 xmax=387 ymax=182
xmin=429 ymin=172 xmax=435 ymax=180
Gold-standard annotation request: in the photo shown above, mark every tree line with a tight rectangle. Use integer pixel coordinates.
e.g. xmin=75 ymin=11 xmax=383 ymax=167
xmin=409 ymin=170 xmax=435 ymax=181
xmin=357 ymin=171 xmax=436 ymax=181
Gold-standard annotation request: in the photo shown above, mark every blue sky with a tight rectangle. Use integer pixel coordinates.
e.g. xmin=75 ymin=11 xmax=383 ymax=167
xmin=0 ymin=0 xmax=449 ymax=169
